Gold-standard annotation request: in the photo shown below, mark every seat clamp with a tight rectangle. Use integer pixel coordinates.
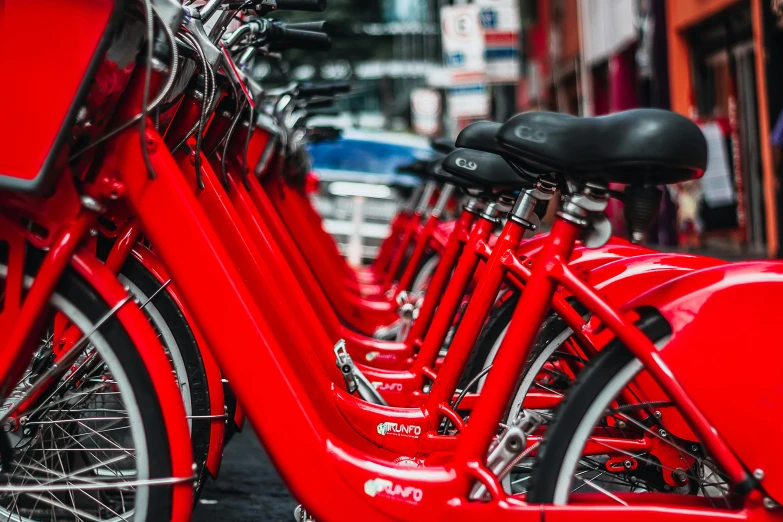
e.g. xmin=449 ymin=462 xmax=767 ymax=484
xmin=556 ymin=209 xmax=589 ymax=227
xmin=557 ymin=199 xmax=591 ymax=227
xmin=508 ymin=214 xmax=537 ymax=231
xmin=463 ymin=198 xmax=484 ymax=216
xmin=479 ymin=202 xmax=501 ymax=223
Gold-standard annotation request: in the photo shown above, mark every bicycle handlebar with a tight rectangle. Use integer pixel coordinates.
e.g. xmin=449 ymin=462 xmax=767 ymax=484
xmin=199 ymin=0 xmax=225 ymax=20
xmin=297 ymin=81 xmax=351 ymax=97
xmin=300 ymin=97 xmax=334 ymax=110
xmin=274 ymin=0 xmax=327 ymax=12
xmin=285 ymin=21 xmax=330 ymax=33
xmin=268 ymin=25 xmax=331 ymax=51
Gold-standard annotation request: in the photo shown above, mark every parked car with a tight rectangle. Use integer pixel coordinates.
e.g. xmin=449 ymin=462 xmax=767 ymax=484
xmin=308 ymin=129 xmax=433 ymax=262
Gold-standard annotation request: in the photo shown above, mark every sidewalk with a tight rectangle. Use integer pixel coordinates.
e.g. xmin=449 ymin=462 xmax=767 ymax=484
xmin=193 ymin=431 xmax=297 ymax=522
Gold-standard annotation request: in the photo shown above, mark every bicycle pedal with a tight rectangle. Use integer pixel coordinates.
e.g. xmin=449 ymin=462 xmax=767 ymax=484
xmin=294 ymin=504 xmax=315 ymax=522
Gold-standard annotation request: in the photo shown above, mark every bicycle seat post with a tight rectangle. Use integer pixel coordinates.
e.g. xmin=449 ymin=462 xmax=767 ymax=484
xmin=558 ymin=180 xmax=612 ymax=249
xmin=507 ymin=178 xmax=557 ymax=231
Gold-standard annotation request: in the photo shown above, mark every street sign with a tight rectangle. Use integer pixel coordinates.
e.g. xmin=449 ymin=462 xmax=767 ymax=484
xmin=411 ymin=88 xmax=441 ymax=136
xmin=441 ymin=4 xmax=485 ymax=85
xmin=447 ymin=84 xmax=490 ymax=119
xmin=475 ymin=0 xmax=520 ymax=83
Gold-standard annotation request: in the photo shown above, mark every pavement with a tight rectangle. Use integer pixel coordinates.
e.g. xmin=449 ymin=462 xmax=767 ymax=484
xmin=192 ymin=431 xmax=297 ymax=522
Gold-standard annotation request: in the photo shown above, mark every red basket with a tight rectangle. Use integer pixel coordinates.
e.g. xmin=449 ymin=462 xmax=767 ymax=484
xmin=0 ymin=0 xmax=120 ymax=193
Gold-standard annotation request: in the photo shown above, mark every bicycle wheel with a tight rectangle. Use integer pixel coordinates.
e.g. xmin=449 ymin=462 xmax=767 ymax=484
xmin=410 ymin=252 xmax=439 ymax=296
xmin=528 ymin=314 xmax=733 ymax=507
xmin=460 ymin=293 xmax=585 ymax=395
xmin=374 ymin=252 xmax=440 ymax=341
xmin=462 ymin=295 xmax=590 ymax=494
xmin=119 ymin=257 xmax=211 ymax=495
xmin=0 ymin=260 xmax=177 ymax=521
xmin=459 ymin=293 xmax=517 ymax=390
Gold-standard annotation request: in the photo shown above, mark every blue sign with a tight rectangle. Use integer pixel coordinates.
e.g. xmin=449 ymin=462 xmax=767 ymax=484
xmin=446 ymin=52 xmax=466 ymax=67
xmin=485 ymin=48 xmax=518 ymax=60
xmin=479 ymin=8 xmax=497 ymax=29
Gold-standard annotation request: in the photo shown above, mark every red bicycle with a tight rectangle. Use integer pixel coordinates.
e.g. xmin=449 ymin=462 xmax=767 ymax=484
xmin=2 ymin=1 xmax=782 ymax=521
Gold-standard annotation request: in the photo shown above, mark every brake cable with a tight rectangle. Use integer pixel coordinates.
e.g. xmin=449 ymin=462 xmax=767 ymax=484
xmin=220 ymin=97 xmax=248 ymax=190
xmin=139 ymin=0 xmax=158 ymax=179
xmin=241 ymin=104 xmax=255 ymax=189
xmin=69 ymin=5 xmax=180 ymax=161
xmin=171 ymin=30 xmax=217 ymax=188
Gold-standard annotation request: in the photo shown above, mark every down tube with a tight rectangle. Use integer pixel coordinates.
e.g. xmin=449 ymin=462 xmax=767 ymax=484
xmin=114 ymin=127 xmax=392 ymax=519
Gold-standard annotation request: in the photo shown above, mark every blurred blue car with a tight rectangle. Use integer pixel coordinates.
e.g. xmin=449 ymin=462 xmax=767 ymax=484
xmin=308 ymin=129 xmax=434 ymax=187
xmin=307 ymin=129 xmax=435 ymax=260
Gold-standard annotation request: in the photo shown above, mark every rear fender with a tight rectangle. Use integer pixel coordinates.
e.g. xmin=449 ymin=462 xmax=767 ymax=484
xmin=131 ymin=245 xmax=226 ymax=479
xmin=624 ymin=262 xmax=783 ymax=502
xmin=70 ymin=251 xmax=194 ymax=518
xmin=518 ymin=236 xmax=653 ymax=275
xmin=578 ymin=253 xmax=725 ymax=441
xmin=591 ymin=253 xmax=725 ymax=307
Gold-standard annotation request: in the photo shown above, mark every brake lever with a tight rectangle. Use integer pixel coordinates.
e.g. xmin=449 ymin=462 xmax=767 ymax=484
xmin=151 ymin=0 xmax=184 ymax=30
xmin=198 ymin=0 xmax=230 ymax=21
xmin=220 ymin=47 xmax=255 ymax=108
xmin=182 ymin=6 xmax=222 ymax=70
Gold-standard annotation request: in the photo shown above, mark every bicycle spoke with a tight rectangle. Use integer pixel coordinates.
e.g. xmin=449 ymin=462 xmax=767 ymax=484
xmin=572 ymin=473 xmax=628 ymax=506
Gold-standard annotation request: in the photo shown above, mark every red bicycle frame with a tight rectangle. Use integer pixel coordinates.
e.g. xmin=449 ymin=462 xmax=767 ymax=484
xmin=0 ymin=203 xmax=195 ymax=519
xmin=108 ymin=120 xmax=765 ymax=518
xmin=6 ymin=4 xmax=778 ymax=521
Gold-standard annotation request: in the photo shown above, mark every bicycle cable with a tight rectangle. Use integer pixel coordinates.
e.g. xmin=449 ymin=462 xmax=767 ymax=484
xmin=140 ymin=0 xmax=158 ymax=179
xmin=68 ymin=4 xmax=180 ymax=161
xmin=170 ymin=29 xmax=217 ymax=189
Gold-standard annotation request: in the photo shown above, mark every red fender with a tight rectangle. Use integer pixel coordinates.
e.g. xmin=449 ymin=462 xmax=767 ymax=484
xmin=504 ymin=252 xmax=725 ymax=450
xmin=234 ymin=402 xmax=246 ymax=433
xmin=130 ymin=245 xmax=227 ymax=479
xmin=589 ymin=253 xmax=726 ymax=307
xmin=70 ymin=251 xmax=194 ymax=520
xmin=519 ymin=236 xmax=653 ymax=272
xmin=578 ymin=253 xmax=727 ymax=442
xmin=499 ymin=238 xmax=653 ymax=294
xmin=621 ymin=261 xmax=783 ymax=502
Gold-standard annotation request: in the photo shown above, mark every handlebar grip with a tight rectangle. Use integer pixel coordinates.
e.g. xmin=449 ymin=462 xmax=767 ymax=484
xmin=269 ymin=26 xmax=332 ymax=51
xmin=286 ymin=21 xmax=330 ymax=33
xmin=302 ymin=96 xmax=335 ymax=110
xmin=431 ymin=137 xmax=456 ymax=155
xmin=305 ymin=109 xmax=341 ymax=118
xmin=308 ymin=126 xmax=342 ymax=143
xmin=298 ymin=81 xmax=352 ymax=97
xmin=274 ymin=0 xmax=327 ymax=11
xmin=309 ymin=125 xmax=342 ymax=134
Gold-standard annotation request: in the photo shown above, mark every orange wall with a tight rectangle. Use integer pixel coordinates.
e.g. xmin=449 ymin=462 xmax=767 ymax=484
xmin=666 ymin=0 xmax=777 ymax=256
xmin=668 ymin=0 xmax=744 ymax=31
xmin=561 ymin=0 xmax=580 ymax=62
xmin=666 ymin=0 xmax=744 ymax=116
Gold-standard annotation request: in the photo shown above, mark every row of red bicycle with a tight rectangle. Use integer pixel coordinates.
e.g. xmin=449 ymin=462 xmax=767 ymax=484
xmin=0 ymin=0 xmax=781 ymax=520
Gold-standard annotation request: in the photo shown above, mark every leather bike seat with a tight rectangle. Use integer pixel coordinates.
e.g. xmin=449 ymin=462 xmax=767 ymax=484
xmin=441 ymin=148 xmax=530 ymax=191
xmin=496 ymin=109 xmax=707 ymax=185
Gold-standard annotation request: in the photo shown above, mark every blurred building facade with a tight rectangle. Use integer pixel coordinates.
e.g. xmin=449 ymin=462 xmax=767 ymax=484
xmin=427 ymin=0 xmax=783 ymax=257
